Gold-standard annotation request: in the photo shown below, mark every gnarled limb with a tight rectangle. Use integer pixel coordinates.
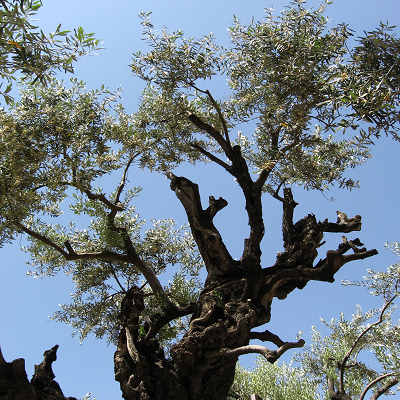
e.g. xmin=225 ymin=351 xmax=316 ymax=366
xmin=319 ymin=211 xmax=362 ymax=233
xmin=249 ymin=329 xmax=285 ymax=347
xmin=167 ymin=172 xmax=242 ymax=283
xmin=204 ymin=339 xmax=305 ymax=363
xmin=0 ymin=345 xmax=77 ymax=400
xmin=257 ymin=200 xmax=378 ymax=321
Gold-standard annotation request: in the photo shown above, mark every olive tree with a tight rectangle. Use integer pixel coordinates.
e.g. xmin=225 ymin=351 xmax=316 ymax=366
xmin=0 ymin=1 xmax=399 ymax=399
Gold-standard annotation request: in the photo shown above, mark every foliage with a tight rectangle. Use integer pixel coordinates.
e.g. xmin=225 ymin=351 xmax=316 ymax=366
xmin=130 ymin=0 xmax=398 ymax=193
xmin=231 ymin=245 xmax=400 ymax=400
xmin=229 ymin=358 xmax=320 ymax=400
xmin=0 ymin=0 xmax=101 ymax=104
xmin=0 ymin=78 xmax=203 ymax=345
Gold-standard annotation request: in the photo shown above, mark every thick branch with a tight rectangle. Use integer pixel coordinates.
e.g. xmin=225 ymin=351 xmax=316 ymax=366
xmin=249 ymin=329 xmax=285 ymax=347
xmin=261 ymin=236 xmax=377 ymax=313
xmin=205 ymin=339 xmax=305 ymax=363
xmin=319 ymin=211 xmax=362 ymax=233
xmin=0 ymin=346 xmax=6 ymax=367
xmin=167 ymin=172 xmax=241 ymax=283
xmin=189 ymin=113 xmax=265 ymax=276
xmin=281 ymin=188 xmax=298 ymax=249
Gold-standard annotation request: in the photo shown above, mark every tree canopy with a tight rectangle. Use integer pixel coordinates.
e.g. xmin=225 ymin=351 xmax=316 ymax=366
xmin=0 ymin=1 xmax=399 ymax=400
xmin=0 ymin=0 xmax=101 ymax=104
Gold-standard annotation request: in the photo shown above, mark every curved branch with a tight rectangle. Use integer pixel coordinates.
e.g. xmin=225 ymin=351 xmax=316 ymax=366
xmin=142 ymin=300 xmax=198 ymax=341
xmin=17 ymin=222 xmax=174 ymax=307
xmin=115 ymin=153 xmax=137 ymax=204
xmin=17 ymin=222 xmax=69 ymax=258
xmin=368 ymin=377 xmax=399 ymax=400
xmin=359 ymin=373 xmax=398 ymax=400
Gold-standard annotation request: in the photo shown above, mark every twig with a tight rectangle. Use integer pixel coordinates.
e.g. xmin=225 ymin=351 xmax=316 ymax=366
xmin=339 ymin=292 xmax=399 ymax=393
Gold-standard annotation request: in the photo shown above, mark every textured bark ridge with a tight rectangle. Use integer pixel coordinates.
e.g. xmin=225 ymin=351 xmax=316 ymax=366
xmin=0 ymin=345 xmax=77 ymax=400
xmin=113 ymin=170 xmax=377 ymax=400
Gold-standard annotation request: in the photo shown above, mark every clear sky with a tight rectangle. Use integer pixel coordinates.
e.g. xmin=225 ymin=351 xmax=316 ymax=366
xmin=1 ymin=1 xmax=400 ymax=399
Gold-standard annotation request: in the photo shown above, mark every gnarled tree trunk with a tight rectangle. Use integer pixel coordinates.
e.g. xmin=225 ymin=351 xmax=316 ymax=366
xmin=113 ymin=171 xmax=377 ymax=400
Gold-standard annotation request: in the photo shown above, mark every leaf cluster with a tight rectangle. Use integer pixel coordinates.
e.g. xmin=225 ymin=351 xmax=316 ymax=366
xmin=0 ymin=0 xmax=102 ymax=104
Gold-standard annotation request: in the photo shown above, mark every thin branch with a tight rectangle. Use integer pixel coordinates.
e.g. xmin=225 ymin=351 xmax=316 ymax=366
xmin=83 ymin=189 xmax=124 ymax=213
xmin=131 ymin=255 xmax=176 ymax=307
xmin=187 ymin=84 xmax=230 ymax=143
xmin=108 ymin=262 xmax=127 ymax=293
xmin=188 ymin=112 xmax=234 ymax=161
xmin=205 ymin=89 xmax=230 ymax=143
xmin=339 ymin=292 xmax=399 ymax=393
xmin=190 ymin=142 xmax=231 ymax=170
xmin=254 ymin=133 xmax=299 ymax=193
xmin=16 ymin=222 xmax=69 ymax=258
xmin=359 ymin=373 xmax=397 ymax=400
xmin=115 ymin=154 xmax=137 ymax=205
xmin=18 ymin=222 xmax=174 ymax=308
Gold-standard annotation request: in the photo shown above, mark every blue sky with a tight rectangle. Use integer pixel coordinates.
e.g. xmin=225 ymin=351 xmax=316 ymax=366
xmin=1 ymin=1 xmax=400 ymax=398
